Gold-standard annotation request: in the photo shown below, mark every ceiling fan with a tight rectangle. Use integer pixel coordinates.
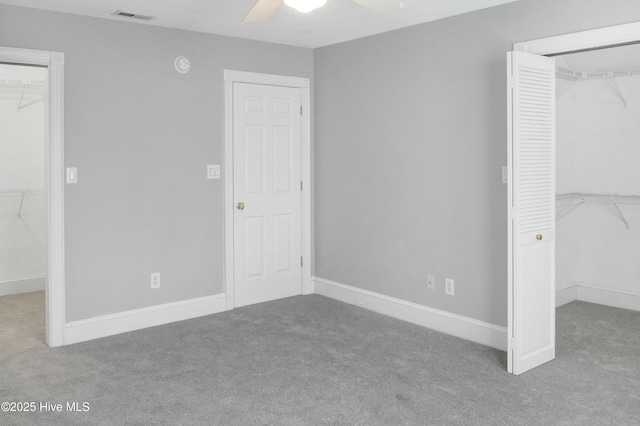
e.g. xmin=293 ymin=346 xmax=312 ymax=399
xmin=242 ymin=0 xmax=400 ymax=23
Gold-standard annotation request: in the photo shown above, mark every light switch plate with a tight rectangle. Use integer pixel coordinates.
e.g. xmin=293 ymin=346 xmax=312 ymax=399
xmin=207 ymin=164 xmax=220 ymax=180
xmin=66 ymin=167 xmax=78 ymax=184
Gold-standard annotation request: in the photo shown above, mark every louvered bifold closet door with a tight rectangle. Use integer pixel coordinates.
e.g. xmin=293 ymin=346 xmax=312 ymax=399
xmin=507 ymin=51 xmax=556 ymax=376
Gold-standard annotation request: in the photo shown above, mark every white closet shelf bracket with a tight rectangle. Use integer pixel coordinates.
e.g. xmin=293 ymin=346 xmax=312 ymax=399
xmin=607 ymin=78 xmax=627 ymax=108
xmin=556 ymin=79 xmax=577 ymax=100
xmin=556 ymin=192 xmax=640 ymax=228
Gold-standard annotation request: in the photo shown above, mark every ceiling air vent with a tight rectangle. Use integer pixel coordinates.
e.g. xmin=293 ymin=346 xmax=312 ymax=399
xmin=111 ymin=10 xmax=155 ymax=21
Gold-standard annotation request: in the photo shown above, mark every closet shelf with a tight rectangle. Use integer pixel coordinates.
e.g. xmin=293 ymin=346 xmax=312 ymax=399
xmin=556 ymin=67 xmax=640 ymax=82
xmin=0 ymin=188 xmax=45 ymax=218
xmin=1 ymin=78 xmax=46 ymax=111
xmin=0 ymin=78 xmax=45 ymax=88
xmin=0 ymin=188 xmax=45 ymax=196
xmin=556 ymin=192 xmax=640 ymax=228
xmin=556 ymin=66 xmax=640 ymax=107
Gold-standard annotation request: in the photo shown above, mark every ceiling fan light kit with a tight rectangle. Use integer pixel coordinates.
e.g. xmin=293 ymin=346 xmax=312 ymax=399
xmin=283 ymin=0 xmax=327 ymax=13
xmin=242 ymin=0 xmax=398 ymax=23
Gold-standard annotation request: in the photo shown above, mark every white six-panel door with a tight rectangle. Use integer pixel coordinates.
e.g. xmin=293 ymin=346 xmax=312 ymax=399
xmin=507 ymin=51 xmax=556 ymax=375
xmin=233 ymin=82 xmax=302 ymax=308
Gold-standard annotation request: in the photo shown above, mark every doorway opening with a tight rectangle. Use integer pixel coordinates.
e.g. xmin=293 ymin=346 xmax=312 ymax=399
xmin=554 ymin=43 xmax=640 ymax=366
xmin=508 ymin=23 xmax=640 ymax=374
xmin=556 ymin=43 xmax=640 ymax=311
xmin=0 ymin=63 xmax=48 ymax=355
xmin=0 ymin=46 xmax=65 ymax=348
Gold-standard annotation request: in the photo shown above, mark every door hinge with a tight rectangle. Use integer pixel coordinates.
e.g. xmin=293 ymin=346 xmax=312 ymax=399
xmin=300 ymin=181 xmax=303 ymax=191
xmin=300 ymin=256 xmax=303 ymax=267
xmin=300 ymin=105 xmax=303 ymax=116
xmin=510 ymin=337 xmax=516 ymax=351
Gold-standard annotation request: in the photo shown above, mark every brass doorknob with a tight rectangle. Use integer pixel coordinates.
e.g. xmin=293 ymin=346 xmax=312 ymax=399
xmin=536 ymin=234 xmax=543 ymax=241
xmin=236 ymin=202 xmax=245 ymax=210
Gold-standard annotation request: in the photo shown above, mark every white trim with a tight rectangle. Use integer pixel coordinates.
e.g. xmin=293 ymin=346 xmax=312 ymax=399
xmin=313 ymin=277 xmax=507 ymax=351
xmin=223 ymin=70 xmax=309 ymax=88
xmin=577 ymin=283 xmax=640 ymax=312
xmin=506 ymin=52 xmax=515 ymax=373
xmin=300 ymin=86 xmax=313 ymax=295
xmin=514 ymin=22 xmax=640 ymax=55
xmin=557 ymin=282 xmax=640 ymax=312
xmin=223 ymin=70 xmax=312 ymax=309
xmin=0 ymin=46 xmax=65 ymax=347
xmin=0 ymin=276 xmax=46 ymax=296
xmin=224 ymin=77 xmax=234 ymax=311
xmin=556 ymin=283 xmax=578 ymax=307
xmin=64 ymin=294 xmax=226 ymax=345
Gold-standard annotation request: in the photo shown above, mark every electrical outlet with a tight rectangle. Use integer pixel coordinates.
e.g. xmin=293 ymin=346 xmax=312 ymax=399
xmin=150 ymin=272 xmax=161 ymax=289
xmin=427 ymin=275 xmax=435 ymax=290
xmin=445 ymin=278 xmax=455 ymax=296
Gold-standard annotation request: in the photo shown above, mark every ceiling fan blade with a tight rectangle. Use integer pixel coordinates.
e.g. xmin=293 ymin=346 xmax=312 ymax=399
xmin=242 ymin=0 xmax=283 ymax=23
xmin=352 ymin=0 xmax=400 ymax=15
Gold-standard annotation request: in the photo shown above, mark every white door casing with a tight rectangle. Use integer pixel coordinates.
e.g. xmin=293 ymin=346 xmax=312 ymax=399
xmin=224 ymin=70 xmax=312 ymax=311
xmin=513 ymin=22 xmax=640 ymax=56
xmin=0 ymin=46 xmax=65 ymax=347
xmin=233 ymin=83 xmax=302 ymax=307
xmin=507 ymin=51 xmax=556 ymax=375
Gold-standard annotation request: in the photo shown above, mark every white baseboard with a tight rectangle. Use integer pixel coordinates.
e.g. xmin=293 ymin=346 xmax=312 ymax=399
xmin=556 ymin=284 xmax=577 ymax=307
xmin=556 ymin=282 xmax=640 ymax=312
xmin=0 ymin=276 xmax=46 ymax=296
xmin=64 ymin=293 xmax=227 ymax=345
xmin=577 ymin=283 xmax=640 ymax=312
xmin=313 ymin=277 xmax=507 ymax=351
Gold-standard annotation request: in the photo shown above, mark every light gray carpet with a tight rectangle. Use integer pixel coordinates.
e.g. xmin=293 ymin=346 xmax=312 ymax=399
xmin=0 ymin=291 xmax=46 ymax=358
xmin=0 ymin=295 xmax=638 ymax=425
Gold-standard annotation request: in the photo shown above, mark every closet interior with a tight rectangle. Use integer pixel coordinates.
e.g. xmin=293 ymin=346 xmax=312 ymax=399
xmin=0 ymin=63 xmax=47 ymax=353
xmin=556 ymin=43 xmax=640 ymax=313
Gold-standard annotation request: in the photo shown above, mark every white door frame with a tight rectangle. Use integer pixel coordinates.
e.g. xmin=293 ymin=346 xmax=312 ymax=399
xmin=514 ymin=22 xmax=640 ymax=55
xmin=508 ymin=21 xmax=640 ymax=371
xmin=0 ymin=46 xmax=66 ymax=347
xmin=223 ymin=70 xmax=312 ymax=310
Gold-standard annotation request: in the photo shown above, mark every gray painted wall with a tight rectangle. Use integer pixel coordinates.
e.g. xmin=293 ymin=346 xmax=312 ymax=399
xmin=3 ymin=0 xmax=640 ymax=328
xmin=313 ymin=0 xmax=640 ymax=326
xmin=0 ymin=4 xmax=313 ymax=322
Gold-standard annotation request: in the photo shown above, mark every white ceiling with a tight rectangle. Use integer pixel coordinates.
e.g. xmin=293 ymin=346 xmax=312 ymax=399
xmin=0 ymin=0 xmax=519 ymax=48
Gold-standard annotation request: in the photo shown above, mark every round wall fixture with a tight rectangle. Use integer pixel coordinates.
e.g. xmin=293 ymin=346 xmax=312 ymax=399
xmin=174 ymin=56 xmax=191 ymax=74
